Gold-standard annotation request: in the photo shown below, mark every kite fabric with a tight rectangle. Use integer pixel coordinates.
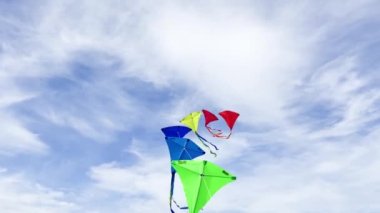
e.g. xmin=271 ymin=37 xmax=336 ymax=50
xmin=164 ymin=137 xmax=206 ymax=212
xmin=161 ymin=126 xmax=192 ymax=138
xmin=219 ymin=110 xmax=240 ymax=130
xmin=172 ymin=160 xmax=236 ymax=213
xmin=202 ymin=109 xmax=240 ymax=139
xmin=180 ymin=111 xmax=219 ymax=156
xmin=165 ymin=137 xmax=205 ymax=172
xmin=180 ymin=111 xmax=202 ymax=132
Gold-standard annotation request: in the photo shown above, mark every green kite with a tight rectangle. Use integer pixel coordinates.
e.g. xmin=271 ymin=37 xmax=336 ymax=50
xmin=172 ymin=160 xmax=236 ymax=213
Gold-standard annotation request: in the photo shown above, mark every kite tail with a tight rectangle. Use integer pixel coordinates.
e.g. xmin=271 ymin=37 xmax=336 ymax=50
xmin=206 ymin=126 xmax=223 ymax=137
xmin=170 ymin=171 xmax=188 ymax=212
xmin=172 ymin=200 xmax=189 ymax=210
xmin=206 ymin=126 xmax=232 ymax=139
xmin=195 ymin=132 xmax=218 ymax=157
xmin=197 ymin=137 xmax=217 ymax=157
xmin=170 ymin=171 xmax=175 ymax=213
xmin=214 ymin=131 xmax=232 ymax=139
xmin=196 ymin=132 xmax=219 ymax=150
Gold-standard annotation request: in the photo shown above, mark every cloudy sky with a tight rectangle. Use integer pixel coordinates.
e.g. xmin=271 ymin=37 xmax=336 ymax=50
xmin=1 ymin=0 xmax=380 ymax=212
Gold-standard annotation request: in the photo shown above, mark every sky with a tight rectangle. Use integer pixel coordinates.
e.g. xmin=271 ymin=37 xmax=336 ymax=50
xmin=0 ymin=0 xmax=379 ymax=212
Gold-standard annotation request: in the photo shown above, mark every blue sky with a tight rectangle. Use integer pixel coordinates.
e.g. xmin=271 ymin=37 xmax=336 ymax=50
xmin=0 ymin=0 xmax=380 ymax=212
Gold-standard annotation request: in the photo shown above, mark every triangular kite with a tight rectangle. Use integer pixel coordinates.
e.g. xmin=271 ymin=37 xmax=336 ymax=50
xmin=172 ymin=160 xmax=236 ymax=213
xmin=180 ymin=111 xmax=202 ymax=132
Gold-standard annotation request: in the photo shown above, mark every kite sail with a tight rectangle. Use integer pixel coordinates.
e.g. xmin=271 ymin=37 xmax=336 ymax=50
xmin=180 ymin=111 xmax=218 ymax=156
xmin=179 ymin=111 xmax=202 ymax=133
xmin=161 ymin=126 xmax=192 ymax=138
xmin=172 ymin=160 xmax=236 ymax=213
xmin=164 ymin=137 xmax=205 ymax=212
xmin=165 ymin=137 xmax=205 ymax=171
xmin=202 ymin=109 xmax=240 ymax=139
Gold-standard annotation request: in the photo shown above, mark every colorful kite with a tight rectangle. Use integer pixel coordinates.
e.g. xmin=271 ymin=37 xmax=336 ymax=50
xmin=172 ymin=160 xmax=236 ymax=213
xmin=202 ymin=109 xmax=240 ymax=139
xmin=162 ymin=126 xmax=192 ymax=138
xmin=162 ymin=109 xmax=239 ymax=212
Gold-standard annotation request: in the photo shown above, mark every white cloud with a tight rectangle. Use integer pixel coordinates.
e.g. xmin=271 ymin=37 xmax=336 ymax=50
xmin=0 ymin=113 xmax=48 ymax=155
xmin=0 ymin=0 xmax=379 ymax=212
xmin=205 ymin=128 xmax=380 ymax=212
xmin=0 ymin=79 xmax=36 ymax=107
xmin=0 ymin=77 xmax=46 ymax=155
xmin=88 ymin=150 xmax=171 ymax=212
xmin=290 ymin=55 xmax=380 ymax=139
xmin=144 ymin=2 xmax=312 ymax=126
xmin=0 ymin=171 xmax=78 ymax=213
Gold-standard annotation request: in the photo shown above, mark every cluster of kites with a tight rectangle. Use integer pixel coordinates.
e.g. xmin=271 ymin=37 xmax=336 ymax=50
xmin=161 ymin=109 xmax=240 ymax=213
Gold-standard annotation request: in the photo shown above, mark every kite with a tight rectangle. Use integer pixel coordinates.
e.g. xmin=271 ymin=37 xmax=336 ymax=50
xmin=161 ymin=126 xmax=192 ymax=138
xmin=163 ymin=135 xmax=206 ymax=212
xmin=180 ymin=111 xmax=218 ymax=156
xmin=161 ymin=110 xmax=239 ymax=212
xmin=179 ymin=111 xmax=202 ymax=133
xmin=172 ymin=160 xmax=236 ymax=213
xmin=202 ymin=109 xmax=240 ymax=139
xmin=165 ymin=137 xmax=205 ymax=170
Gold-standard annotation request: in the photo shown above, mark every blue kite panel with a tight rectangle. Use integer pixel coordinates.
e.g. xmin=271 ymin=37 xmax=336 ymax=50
xmin=161 ymin=126 xmax=192 ymax=138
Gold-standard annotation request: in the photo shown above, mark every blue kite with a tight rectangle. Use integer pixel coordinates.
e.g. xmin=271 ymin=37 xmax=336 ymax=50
xmin=161 ymin=126 xmax=192 ymax=138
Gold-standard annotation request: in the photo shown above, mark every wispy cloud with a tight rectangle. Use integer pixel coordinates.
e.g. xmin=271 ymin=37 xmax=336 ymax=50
xmin=0 ymin=113 xmax=48 ymax=155
xmin=0 ymin=171 xmax=78 ymax=212
xmin=0 ymin=0 xmax=379 ymax=212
